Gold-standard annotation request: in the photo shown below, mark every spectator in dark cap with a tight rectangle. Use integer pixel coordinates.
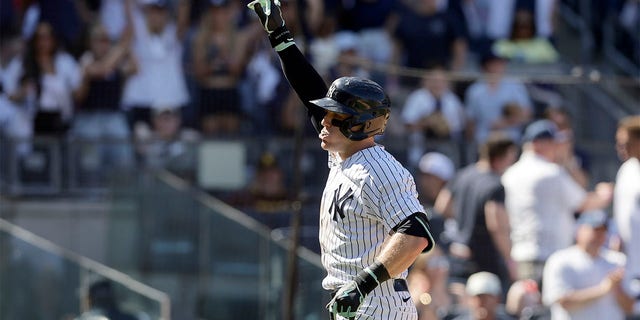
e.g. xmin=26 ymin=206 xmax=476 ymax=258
xmin=502 ymin=120 xmax=614 ymax=283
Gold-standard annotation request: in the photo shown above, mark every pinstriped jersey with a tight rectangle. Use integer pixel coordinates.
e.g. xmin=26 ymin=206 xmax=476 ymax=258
xmin=320 ymin=145 xmax=425 ymax=291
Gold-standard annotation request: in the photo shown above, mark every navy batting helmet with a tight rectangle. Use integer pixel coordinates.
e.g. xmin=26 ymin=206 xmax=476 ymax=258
xmin=310 ymin=77 xmax=390 ymax=141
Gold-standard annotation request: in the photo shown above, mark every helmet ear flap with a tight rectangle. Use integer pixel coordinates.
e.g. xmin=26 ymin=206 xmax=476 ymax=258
xmin=339 ymin=112 xmax=390 ymax=141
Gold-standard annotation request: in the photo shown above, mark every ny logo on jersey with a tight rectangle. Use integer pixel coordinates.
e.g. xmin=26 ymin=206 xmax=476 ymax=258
xmin=330 ymin=184 xmax=354 ymax=222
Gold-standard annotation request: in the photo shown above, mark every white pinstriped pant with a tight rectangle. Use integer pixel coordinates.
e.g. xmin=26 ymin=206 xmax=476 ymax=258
xmin=330 ymin=279 xmax=418 ymax=320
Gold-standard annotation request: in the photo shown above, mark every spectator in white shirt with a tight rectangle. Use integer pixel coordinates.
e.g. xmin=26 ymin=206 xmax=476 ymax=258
xmin=121 ymin=0 xmax=190 ymax=135
xmin=613 ymin=115 xmax=640 ymax=316
xmin=402 ymin=65 xmax=466 ymax=167
xmin=464 ymin=51 xmax=532 ymax=146
xmin=0 ymin=28 xmax=32 ymax=157
xmin=543 ymin=210 xmax=634 ymax=320
xmin=502 ymin=120 xmax=614 ymax=283
xmin=3 ymin=21 xmax=81 ymax=136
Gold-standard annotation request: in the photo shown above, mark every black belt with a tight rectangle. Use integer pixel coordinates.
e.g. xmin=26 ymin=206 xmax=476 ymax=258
xmin=330 ymin=279 xmax=408 ymax=298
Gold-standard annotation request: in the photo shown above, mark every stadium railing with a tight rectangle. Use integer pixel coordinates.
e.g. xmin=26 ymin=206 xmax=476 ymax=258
xmin=0 ymin=217 xmax=170 ymax=319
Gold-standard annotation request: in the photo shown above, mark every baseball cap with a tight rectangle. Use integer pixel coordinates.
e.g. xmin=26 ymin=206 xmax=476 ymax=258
xmin=466 ymin=272 xmax=502 ymax=296
xmin=418 ymin=152 xmax=455 ymax=181
xmin=522 ymin=119 xmax=566 ymax=143
xmin=577 ymin=210 xmax=609 ymax=228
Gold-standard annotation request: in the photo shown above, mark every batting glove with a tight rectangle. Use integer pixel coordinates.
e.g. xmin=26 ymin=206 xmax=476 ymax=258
xmin=326 ymin=261 xmax=391 ymax=319
xmin=247 ymin=0 xmax=285 ymax=34
xmin=326 ymin=281 xmax=364 ymax=319
xmin=247 ymin=0 xmax=294 ymax=51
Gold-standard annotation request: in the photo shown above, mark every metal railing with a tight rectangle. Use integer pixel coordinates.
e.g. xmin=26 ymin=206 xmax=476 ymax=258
xmin=106 ymin=167 xmax=328 ymax=319
xmin=0 ymin=217 xmax=170 ymax=319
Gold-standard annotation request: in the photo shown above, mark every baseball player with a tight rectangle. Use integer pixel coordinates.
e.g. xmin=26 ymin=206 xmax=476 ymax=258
xmin=246 ymin=1 xmax=435 ymax=319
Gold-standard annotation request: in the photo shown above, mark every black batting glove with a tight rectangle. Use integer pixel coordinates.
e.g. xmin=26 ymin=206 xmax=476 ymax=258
xmin=247 ymin=0 xmax=285 ymax=34
xmin=326 ymin=261 xmax=391 ymax=319
xmin=247 ymin=0 xmax=294 ymax=51
xmin=326 ymin=281 xmax=364 ymax=319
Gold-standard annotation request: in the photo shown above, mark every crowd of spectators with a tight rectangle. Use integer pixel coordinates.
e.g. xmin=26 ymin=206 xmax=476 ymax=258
xmin=1 ymin=0 xmax=639 ymax=319
xmin=0 ymin=0 xmax=636 ymax=169
xmin=407 ymin=116 xmax=640 ymax=320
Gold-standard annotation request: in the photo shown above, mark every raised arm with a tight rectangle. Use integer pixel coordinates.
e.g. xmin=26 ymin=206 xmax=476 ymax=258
xmin=247 ymin=0 xmax=327 ymax=131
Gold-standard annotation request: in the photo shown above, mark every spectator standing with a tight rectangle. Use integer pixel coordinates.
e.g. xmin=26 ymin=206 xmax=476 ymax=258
xmin=391 ymin=0 xmax=467 ymax=88
xmin=121 ymin=0 xmax=190 ymax=132
xmin=456 ymin=0 xmax=503 ymax=53
xmin=502 ymin=120 xmax=614 ymax=283
xmin=3 ymin=21 xmax=81 ymax=136
xmin=435 ymin=133 xmax=518 ymax=293
xmin=544 ymin=107 xmax=590 ymax=188
xmin=613 ymin=115 xmax=640 ymax=316
xmin=458 ymin=0 xmax=557 ymax=47
xmin=542 ymin=210 xmax=634 ymax=320
xmin=0 ymin=28 xmax=32 ymax=157
xmin=464 ymin=50 xmax=532 ymax=146
xmin=71 ymin=22 xmax=137 ymax=168
xmin=191 ymin=0 xmax=262 ymax=136
xmin=401 ymin=65 xmax=466 ymax=167
xmin=493 ymin=8 xmax=559 ymax=64
xmin=333 ymin=0 xmax=396 ymax=85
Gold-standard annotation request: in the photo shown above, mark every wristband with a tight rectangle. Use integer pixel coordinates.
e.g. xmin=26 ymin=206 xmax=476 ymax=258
xmin=355 ymin=261 xmax=391 ymax=295
xmin=269 ymin=26 xmax=295 ymax=51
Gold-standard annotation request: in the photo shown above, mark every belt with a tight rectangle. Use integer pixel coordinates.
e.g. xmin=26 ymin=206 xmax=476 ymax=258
xmin=330 ymin=279 xmax=409 ymax=298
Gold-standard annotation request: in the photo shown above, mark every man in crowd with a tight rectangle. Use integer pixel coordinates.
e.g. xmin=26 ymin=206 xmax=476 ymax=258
xmin=543 ymin=210 xmax=634 ymax=319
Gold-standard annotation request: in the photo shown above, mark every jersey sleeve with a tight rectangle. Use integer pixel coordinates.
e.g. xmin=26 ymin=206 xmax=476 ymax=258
xmin=276 ymin=45 xmax=329 ymax=133
xmin=362 ymin=163 xmax=425 ymax=231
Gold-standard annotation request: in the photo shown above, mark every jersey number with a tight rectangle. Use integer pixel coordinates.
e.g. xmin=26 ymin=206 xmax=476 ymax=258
xmin=330 ymin=184 xmax=354 ymax=222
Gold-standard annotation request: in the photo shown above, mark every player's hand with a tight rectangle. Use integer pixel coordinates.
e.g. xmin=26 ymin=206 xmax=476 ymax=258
xmin=247 ymin=0 xmax=285 ymax=34
xmin=326 ymin=281 xmax=365 ymax=319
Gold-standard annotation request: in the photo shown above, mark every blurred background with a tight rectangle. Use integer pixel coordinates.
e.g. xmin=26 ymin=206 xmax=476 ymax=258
xmin=0 ymin=0 xmax=638 ymax=319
